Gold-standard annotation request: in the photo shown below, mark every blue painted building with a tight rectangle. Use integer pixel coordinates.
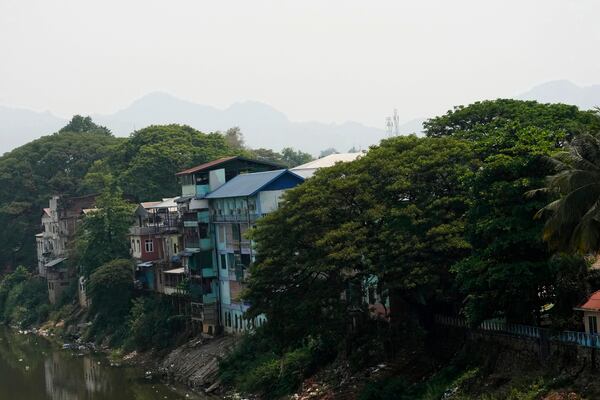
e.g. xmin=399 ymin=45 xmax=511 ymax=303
xmin=206 ymin=169 xmax=304 ymax=333
xmin=174 ymin=156 xmax=283 ymax=334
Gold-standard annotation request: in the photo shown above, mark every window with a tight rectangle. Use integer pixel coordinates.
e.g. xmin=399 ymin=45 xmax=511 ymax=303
xmin=145 ymin=240 xmax=154 ymax=253
xmin=590 ymin=316 xmax=598 ymax=334
xmin=221 ymin=254 xmax=227 ymax=270
xmin=199 ymin=223 xmax=209 ymax=239
xmin=173 ymin=243 xmax=178 ymax=254
xmin=232 ymin=224 xmax=241 ymax=241
xmin=136 ymin=240 xmax=140 ymax=252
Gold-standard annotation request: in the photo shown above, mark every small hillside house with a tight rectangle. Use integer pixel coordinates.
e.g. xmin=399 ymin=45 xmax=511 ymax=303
xmin=576 ymin=291 xmax=600 ymax=335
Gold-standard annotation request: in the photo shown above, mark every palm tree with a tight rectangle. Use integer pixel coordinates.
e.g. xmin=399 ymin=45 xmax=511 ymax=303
xmin=533 ymin=133 xmax=600 ymax=253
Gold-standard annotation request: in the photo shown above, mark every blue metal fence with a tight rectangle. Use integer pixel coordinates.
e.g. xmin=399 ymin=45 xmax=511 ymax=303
xmin=435 ymin=314 xmax=600 ymax=349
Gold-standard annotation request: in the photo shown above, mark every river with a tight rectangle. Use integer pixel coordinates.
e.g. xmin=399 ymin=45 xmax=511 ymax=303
xmin=0 ymin=327 xmax=214 ymax=400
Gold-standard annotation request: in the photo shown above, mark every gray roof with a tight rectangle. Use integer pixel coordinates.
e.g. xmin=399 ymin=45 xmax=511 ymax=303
xmin=45 ymin=257 xmax=67 ymax=268
xmin=206 ymin=169 xmax=298 ymax=199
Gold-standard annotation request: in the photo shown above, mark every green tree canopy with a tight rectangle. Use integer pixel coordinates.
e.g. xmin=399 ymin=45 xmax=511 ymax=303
xmin=88 ymin=259 xmax=134 ymax=336
xmin=280 ymin=147 xmax=313 ymax=167
xmin=0 ymin=116 xmax=119 ymax=268
xmin=85 ymin=124 xmax=237 ymax=200
xmin=424 ymin=99 xmax=600 ymax=141
xmin=426 ymin=99 xmax=600 ymax=325
xmin=75 ymin=187 xmax=134 ymax=277
xmin=59 ymin=115 xmax=111 ymax=135
xmin=534 ymin=133 xmax=600 ymax=254
xmin=246 ymin=135 xmax=476 ymax=348
xmin=223 ymin=126 xmax=245 ymax=150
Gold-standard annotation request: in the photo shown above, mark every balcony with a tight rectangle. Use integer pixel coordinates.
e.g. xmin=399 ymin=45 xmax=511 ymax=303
xmin=183 ymin=238 xmax=213 ymax=250
xmin=211 ymin=213 xmax=262 ymax=223
xmin=129 ymin=224 xmax=179 ymax=236
xmin=228 ymin=239 xmax=252 ymax=249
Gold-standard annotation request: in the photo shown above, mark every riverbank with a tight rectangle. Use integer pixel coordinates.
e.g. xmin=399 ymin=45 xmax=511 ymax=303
xmin=2 ymin=326 xmax=208 ymax=400
xmin=14 ymin=315 xmax=227 ymax=398
xmin=116 ymin=334 xmax=238 ymax=395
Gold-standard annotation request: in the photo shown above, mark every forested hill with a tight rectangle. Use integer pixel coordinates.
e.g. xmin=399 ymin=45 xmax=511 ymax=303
xmin=0 ymin=117 xmax=311 ymax=269
xmin=0 ymin=117 xmax=118 ymax=269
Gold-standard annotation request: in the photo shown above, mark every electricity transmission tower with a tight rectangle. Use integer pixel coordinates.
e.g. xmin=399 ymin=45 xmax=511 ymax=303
xmin=386 ymin=109 xmax=400 ymax=137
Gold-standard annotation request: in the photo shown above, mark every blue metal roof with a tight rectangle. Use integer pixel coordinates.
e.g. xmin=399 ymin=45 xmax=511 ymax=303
xmin=205 ymin=169 xmax=303 ymax=199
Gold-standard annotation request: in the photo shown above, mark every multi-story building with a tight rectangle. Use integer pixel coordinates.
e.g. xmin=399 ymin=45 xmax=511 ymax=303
xmin=206 ymin=169 xmax=304 ymax=333
xmin=174 ymin=156 xmax=283 ymax=335
xmin=35 ymin=194 xmax=97 ymax=304
xmin=130 ymin=198 xmax=182 ymax=293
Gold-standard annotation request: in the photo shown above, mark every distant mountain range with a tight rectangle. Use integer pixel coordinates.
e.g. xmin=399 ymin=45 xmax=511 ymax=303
xmin=0 ymin=106 xmax=66 ymax=155
xmin=517 ymin=80 xmax=600 ymax=109
xmin=91 ymin=92 xmax=405 ymax=155
xmin=0 ymin=93 xmax=423 ymax=156
xmin=2 ymin=80 xmax=600 ymax=156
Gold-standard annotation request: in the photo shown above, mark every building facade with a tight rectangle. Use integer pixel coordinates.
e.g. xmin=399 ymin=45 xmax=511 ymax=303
xmin=174 ymin=156 xmax=283 ymax=334
xmin=130 ymin=198 xmax=182 ymax=294
xmin=206 ymin=169 xmax=304 ymax=333
xmin=35 ymin=194 xmax=97 ymax=304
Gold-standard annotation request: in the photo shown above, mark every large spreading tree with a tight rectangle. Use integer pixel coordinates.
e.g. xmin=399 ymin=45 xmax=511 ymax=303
xmin=245 ymin=135 xmax=477 ymax=348
xmin=0 ymin=116 xmax=119 ymax=268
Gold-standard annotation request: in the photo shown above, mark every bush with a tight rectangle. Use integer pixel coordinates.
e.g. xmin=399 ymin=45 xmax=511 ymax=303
xmin=0 ymin=267 xmax=49 ymax=327
xmin=86 ymin=259 xmax=134 ymax=345
xmin=126 ymin=295 xmax=186 ymax=351
xmin=220 ymin=331 xmax=334 ymax=399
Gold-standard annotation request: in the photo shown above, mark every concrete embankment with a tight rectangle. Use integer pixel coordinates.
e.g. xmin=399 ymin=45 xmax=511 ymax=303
xmin=159 ymin=335 xmax=237 ymax=393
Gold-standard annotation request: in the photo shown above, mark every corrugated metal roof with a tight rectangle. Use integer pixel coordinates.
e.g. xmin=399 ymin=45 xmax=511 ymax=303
xmin=175 ymin=156 xmax=284 ymax=176
xmin=140 ymin=201 xmax=162 ymax=209
xmin=175 ymin=156 xmax=237 ymax=176
xmin=145 ymin=197 xmax=178 ymax=209
xmin=205 ymin=169 xmax=300 ymax=199
xmin=577 ymin=290 xmax=600 ymax=311
xmin=292 ymin=153 xmax=362 ymax=170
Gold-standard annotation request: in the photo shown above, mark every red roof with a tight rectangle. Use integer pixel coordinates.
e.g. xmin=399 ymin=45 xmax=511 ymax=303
xmin=175 ymin=156 xmax=284 ymax=176
xmin=175 ymin=157 xmax=237 ymax=176
xmin=578 ymin=290 xmax=600 ymax=311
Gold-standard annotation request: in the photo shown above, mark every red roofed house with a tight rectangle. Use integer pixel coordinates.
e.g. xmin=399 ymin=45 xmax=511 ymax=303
xmin=575 ymin=291 xmax=600 ymax=335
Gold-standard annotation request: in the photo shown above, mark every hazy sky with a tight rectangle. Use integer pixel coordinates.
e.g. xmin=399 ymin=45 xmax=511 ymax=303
xmin=1 ymin=0 xmax=599 ymax=127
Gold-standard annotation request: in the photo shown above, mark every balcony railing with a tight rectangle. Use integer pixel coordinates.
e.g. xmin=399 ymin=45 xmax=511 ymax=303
xmin=228 ymin=239 xmax=252 ymax=249
xmin=211 ymin=213 xmax=262 ymax=223
xmin=129 ymin=224 xmax=179 ymax=236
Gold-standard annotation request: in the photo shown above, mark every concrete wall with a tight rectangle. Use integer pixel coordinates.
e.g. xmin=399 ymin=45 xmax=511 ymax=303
xmin=258 ymin=190 xmax=284 ymax=214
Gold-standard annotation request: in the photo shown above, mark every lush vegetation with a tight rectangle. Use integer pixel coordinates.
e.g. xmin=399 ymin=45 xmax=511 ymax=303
xmin=0 ymin=266 xmax=49 ymax=327
xmin=0 ymin=118 xmax=311 ymax=272
xmin=220 ymin=100 xmax=600 ymax=396
xmin=0 ymin=116 xmax=118 ymax=268
xmin=4 ymin=100 xmax=600 ymax=397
